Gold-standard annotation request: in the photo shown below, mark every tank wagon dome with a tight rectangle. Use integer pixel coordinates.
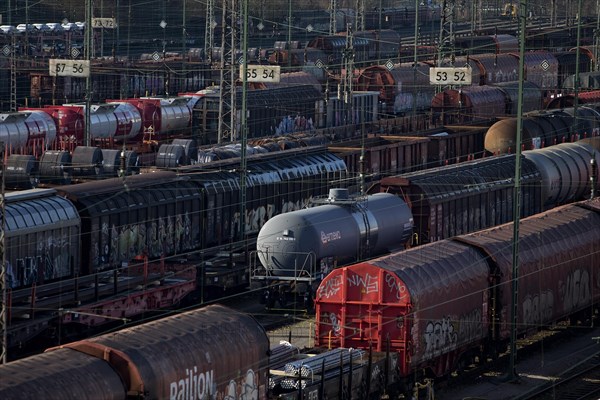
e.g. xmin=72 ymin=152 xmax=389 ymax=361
xmin=256 ymin=190 xmax=413 ymax=278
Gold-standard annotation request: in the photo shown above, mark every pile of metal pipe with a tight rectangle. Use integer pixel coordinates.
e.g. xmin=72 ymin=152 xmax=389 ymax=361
xmin=269 ymin=341 xmax=300 ymax=368
xmin=279 ymin=348 xmax=365 ymax=389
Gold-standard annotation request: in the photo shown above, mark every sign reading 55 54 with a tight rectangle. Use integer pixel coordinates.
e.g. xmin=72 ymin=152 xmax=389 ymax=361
xmin=429 ymin=67 xmax=472 ymax=85
xmin=240 ymin=65 xmax=281 ymax=83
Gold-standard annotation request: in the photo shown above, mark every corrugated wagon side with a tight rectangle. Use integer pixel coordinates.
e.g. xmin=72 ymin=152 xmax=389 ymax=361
xmin=457 ymin=199 xmax=600 ymax=341
xmin=55 ymin=171 xmax=202 ymax=274
xmin=57 ymin=304 xmax=271 ymax=399
xmin=0 ymin=348 xmax=126 ymax=400
xmin=379 ymin=154 xmax=542 ymax=244
xmin=314 ymin=240 xmax=491 ymax=378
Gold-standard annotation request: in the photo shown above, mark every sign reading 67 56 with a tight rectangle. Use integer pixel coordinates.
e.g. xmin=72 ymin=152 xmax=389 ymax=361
xmin=49 ymin=59 xmax=90 ymax=77
xmin=429 ymin=67 xmax=472 ymax=85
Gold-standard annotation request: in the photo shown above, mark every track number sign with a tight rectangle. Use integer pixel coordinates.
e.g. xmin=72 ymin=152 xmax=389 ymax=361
xmin=92 ymin=18 xmax=117 ymax=29
xmin=50 ymin=59 xmax=91 ymax=78
xmin=429 ymin=67 xmax=472 ymax=85
xmin=241 ymin=65 xmax=281 ymax=83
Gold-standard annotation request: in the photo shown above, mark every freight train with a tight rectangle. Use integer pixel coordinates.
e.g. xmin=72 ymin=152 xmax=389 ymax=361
xmin=1 ymin=197 xmax=599 ymax=399
xmin=0 ymin=114 xmax=490 ymax=192
xmin=2 ymin=47 xmax=592 ymax=156
xmin=0 ymin=22 xmax=85 ymax=59
xmin=2 ymin=148 xmax=347 ymax=350
xmin=356 ymin=49 xmax=594 ymax=116
xmin=253 ymin=138 xmax=600 ymax=303
xmin=1 ymin=8 xmax=587 ymax=64
xmin=313 ymin=5 xmax=443 ymax=32
xmin=484 ymin=104 xmax=600 ymax=154
xmin=3 ymin=15 xmax=597 ymax=107
xmin=0 ymin=304 xmax=272 ymax=400
xmin=8 ymin=95 xmax=199 ymax=155
xmin=0 ymin=303 xmax=396 ymax=400
xmin=2 ymin=84 xmax=381 ymax=157
xmin=193 ymin=86 xmax=379 ymax=144
xmin=431 ymin=81 xmax=546 ymax=124
xmin=314 ymin=197 xmax=600 ymax=395
xmin=547 ymin=89 xmax=600 ymax=109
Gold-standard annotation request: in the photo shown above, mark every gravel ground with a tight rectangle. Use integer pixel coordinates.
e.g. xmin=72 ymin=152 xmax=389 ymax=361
xmin=439 ymin=326 xmax=600 ymax=400
xmin=266 ymin=318 xmax=600 ymax=399
xmin=268 ymin=318 xmax=316 ymax=350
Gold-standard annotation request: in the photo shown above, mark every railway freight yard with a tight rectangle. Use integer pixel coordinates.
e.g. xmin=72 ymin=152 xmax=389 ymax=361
xmin=1 ymin=0 xmax=600 ymax=399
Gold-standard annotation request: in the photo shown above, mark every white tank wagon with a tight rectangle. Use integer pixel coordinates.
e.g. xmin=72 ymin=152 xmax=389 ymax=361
xmin=255 ymin=188 xmax=414 ymax=281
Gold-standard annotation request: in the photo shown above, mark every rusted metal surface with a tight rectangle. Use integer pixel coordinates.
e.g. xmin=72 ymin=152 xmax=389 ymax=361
xmin=547 ymin=90 xmax=600 ymax=108
xmin=354 ymin=63 xmax=434 ymax=115
xmin=0 ymin=348 xmax=126 ymax=399
xmin=380 ymin=154 xmax=541 ymax=244
xmin=457 ymin=200 xmax=600 ymax=340
xmin=314 ymin=198 xmax=600 ymax=381
xmin=75 ymin=304 xmax=270 ymax=399
xmin=431 ymin=85 xmax=507 ymax=123
xmin=469 ymin=54 xmax=518 ymax=85
xmin=329 ymin=136 xmax=429 ymax=181
xmin=315 ymin=240 xmax=490 ymax=376
xmin=485 ymin=107 xmax=600 ymax=154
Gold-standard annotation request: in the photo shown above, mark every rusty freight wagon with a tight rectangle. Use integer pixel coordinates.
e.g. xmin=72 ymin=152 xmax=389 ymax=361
xmin=0 ymin=305 xmax=270 ymax=399
xmin=314 ymin=199 xmax=600 ymax=395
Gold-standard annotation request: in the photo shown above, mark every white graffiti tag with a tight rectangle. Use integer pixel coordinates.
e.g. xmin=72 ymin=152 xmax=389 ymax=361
xmin=317 ymin=275 xmax=343 ymax=299
xmin=560 ymin=269 xmax=591 ymax=313
xmin=522 ymin=291 xmax=554 ymax=326
xmin=346 ymin=273 xmax=378 ymax=294
xmin=328 ymin=312 xmax=342 ymax=337
xmin=423 ymin=317 xmax=458 ymax=359
xmin=385 ymin=273 xmax=407 ymax=301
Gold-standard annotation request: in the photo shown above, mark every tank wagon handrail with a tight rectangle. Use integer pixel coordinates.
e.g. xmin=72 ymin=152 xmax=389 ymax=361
xmin=251 ymin=249 xmax=318 ymax=283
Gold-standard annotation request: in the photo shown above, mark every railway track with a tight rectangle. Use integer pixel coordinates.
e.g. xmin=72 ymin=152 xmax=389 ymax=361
xmin=438 ymin=324 xmax=600 ymax=400
xmin=400 ymin=18 xmax=571 ymax=48
xmin=515 ymin=352 xmax=600 ymax=400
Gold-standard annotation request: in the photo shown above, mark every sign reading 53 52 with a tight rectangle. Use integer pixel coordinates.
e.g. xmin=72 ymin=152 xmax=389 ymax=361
xmin=240 ymin=65 xmax=281 ymax=83
xmin=49 ymin=59 xmax=90 ymax=77
xmin=429 ymin=67 xmax=472 ymax=85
